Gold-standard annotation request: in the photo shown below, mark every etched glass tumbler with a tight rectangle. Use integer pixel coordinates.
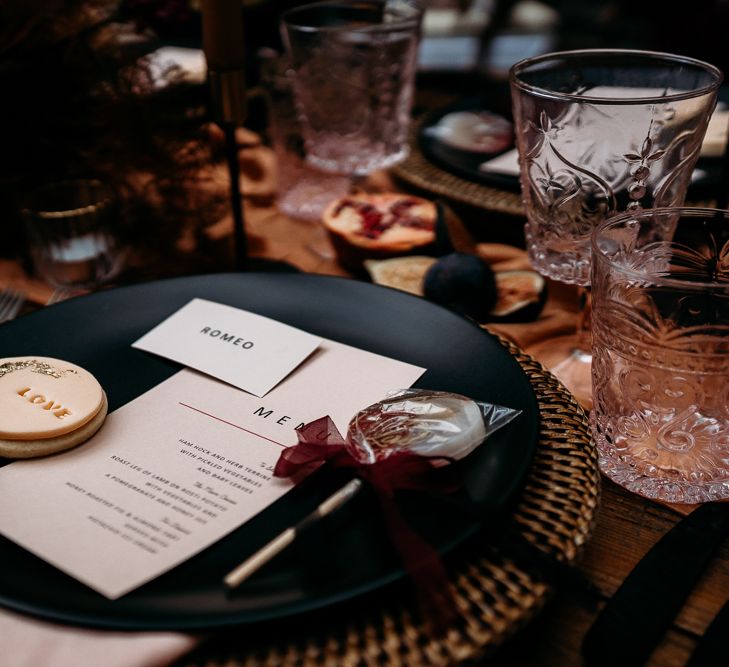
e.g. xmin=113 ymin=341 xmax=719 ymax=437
xmin=511 ymin=50 xmax=721 ymax=286
xmin=509 ymin=50 xmax=722 ymax=404
xmin=281 ymin=0 xmax=422 ymax=176
xmin=592 ymin=208 xmax=729 ymax=503
xmin=260 ymin=55 xmax=350 ymax=221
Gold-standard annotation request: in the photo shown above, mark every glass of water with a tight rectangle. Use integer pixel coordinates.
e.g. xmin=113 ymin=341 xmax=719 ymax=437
xmin=281 ymin=0 xmax=423 ymax=177
xmin=22 ymin=179 xmax=126 ymax=291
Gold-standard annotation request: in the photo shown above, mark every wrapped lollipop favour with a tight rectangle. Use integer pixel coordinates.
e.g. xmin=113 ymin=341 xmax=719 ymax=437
xmin=346 ymin=389 xmax=520 ymax=465
xmin=225 ymin=390 xmax=520 ymax=603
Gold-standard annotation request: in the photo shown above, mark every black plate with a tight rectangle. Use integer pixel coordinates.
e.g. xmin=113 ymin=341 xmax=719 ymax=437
xmin=0 ymin=273 xmax=538 ymax=630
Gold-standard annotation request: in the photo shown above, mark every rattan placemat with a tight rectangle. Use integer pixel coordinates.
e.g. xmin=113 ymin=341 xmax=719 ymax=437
xmin=181 ymin=338 xmax=600 ymax=667
xmin=392 ymin=119 xmax=526 ymax=216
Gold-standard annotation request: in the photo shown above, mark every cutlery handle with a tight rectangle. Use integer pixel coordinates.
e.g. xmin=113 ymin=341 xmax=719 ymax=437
xmin=582 ymin=502 xmax=729 ymax=667
xmin=224 ymin=479 xmax=363 ymax=589
xmin=224 ymin=528 xmax=297 ymax=589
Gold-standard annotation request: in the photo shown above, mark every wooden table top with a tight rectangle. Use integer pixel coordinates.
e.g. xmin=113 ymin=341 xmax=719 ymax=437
xmin=490 ymin=478 xmax=729 ymax=667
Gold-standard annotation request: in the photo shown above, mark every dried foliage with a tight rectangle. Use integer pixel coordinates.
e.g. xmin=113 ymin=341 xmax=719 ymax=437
xmin=0 ymin=0 xmax=226 ymax=266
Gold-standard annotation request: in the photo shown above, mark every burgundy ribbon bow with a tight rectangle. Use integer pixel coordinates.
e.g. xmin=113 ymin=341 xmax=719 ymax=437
xmin=274 ymin=416 xmax=463 ymax=631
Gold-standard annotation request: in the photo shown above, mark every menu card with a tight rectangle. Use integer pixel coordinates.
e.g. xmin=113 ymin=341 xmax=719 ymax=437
xmin=0 ymin=339 xmax=424 ymax=599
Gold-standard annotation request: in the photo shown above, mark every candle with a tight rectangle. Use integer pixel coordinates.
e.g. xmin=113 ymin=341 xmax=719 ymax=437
xmin=200 ymin=0 xmax=247 ymax=124
xmin=49 ymin=234 xmax=110 ymax=263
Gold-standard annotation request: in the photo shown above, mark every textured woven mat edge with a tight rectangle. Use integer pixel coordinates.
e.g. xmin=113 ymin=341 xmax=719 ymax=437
xmin=391 ymin=119 xmax=525 ymax=216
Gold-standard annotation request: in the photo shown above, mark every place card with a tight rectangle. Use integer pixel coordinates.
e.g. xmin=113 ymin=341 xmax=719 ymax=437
xmin=132 ymin=298 xmax=322 ymax=397
xmin=479 ymin=148 xmax=520 ymax=177
xmin=0 ymin=339 xmax=424 ymax=599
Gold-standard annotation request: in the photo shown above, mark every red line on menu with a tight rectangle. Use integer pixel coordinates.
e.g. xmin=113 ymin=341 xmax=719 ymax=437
xmin=178 ymin=402 xmax=288 ymax=448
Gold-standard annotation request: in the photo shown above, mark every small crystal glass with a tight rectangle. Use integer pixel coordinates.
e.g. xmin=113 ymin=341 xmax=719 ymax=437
xmin=591 ymin=207 xmax=729 ymax=503
xmin=22 ymin=180 xmax=125 ymax=291
xmin=510 ymin=49 xmax=722 ymax=406
xmin=281 ymin=0 xmax=423 ymax=177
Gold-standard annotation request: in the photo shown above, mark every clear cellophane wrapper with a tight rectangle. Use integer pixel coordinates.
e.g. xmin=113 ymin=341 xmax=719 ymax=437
xmin=345 ymin=389 xmax=521 ymax=464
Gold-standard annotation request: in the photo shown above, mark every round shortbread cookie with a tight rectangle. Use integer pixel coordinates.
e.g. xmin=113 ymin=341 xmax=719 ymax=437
xmin=0 ymin=391 xmax=108 ymax=459
xmin=0 ymin=357 xmax=104 ymax=440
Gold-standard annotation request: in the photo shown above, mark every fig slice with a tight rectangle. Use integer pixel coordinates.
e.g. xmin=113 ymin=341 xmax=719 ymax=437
xmin=364 ymin=256 xmax=436 ymax=295
xmin=489 ymin=270 xmax=547 ymax=322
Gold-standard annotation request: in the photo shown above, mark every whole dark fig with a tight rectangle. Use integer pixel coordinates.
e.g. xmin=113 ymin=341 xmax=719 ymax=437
xmin=423 ymin=252 xmax=497 ymax=321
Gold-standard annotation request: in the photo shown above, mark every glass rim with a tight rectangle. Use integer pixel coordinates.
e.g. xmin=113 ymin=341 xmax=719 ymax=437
xmin=592 ymin=206 xmax=729 ymax=291
xmin=509 ymin=49 xmax=723 ymax=105
xmin=23 ymin=179 xmax=113 ymax=220
xmin=281 ymin=0 xmax=422 ymax=34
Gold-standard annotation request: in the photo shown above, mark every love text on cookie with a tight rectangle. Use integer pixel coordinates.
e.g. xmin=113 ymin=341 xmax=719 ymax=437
xmin=16 ymin=387 xmax=72 ymax=418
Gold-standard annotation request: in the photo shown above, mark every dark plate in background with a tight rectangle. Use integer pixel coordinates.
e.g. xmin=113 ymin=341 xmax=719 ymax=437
xmin=0 ymin=273 xmax=538 ymax=630
xmin=418 ymin=96 xmax=520 ymax=192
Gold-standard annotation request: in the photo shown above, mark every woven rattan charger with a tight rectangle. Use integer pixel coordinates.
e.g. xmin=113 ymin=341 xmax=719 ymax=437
xmin=180 ymin=338 xmax=600 ymax=667
xmin=392 ymin=117 xmax=525 ymax=216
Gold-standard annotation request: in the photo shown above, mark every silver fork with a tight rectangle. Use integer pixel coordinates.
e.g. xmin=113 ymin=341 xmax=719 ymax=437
xmin=0 ymin=288 xmax=25 ymax=323
xmin=47 ymin=286 xmax=75 ymax=305
xmin=47 ymin=286 xmax=88 ymax=305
